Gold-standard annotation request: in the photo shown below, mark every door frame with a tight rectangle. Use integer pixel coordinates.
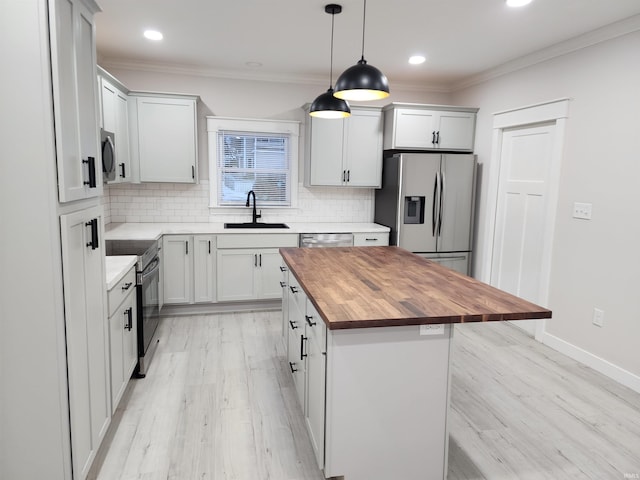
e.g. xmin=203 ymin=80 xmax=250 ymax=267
xmin=483 ymin=98 xmax=569 ymax=340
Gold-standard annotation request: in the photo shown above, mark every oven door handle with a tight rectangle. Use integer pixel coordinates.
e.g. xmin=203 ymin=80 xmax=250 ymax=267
xmin=141 ymin=257 xmax=160 ymax=282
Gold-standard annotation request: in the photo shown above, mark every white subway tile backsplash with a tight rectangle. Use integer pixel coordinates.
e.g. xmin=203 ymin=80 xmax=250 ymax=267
xmin=103 ymin=180 xmax=374 ymax=225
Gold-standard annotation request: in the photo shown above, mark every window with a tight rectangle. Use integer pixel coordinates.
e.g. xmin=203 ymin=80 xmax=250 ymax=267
xmin=208 ymin=117 xmax=299 ymax=209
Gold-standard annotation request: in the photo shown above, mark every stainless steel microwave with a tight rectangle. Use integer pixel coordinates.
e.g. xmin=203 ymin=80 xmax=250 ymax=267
xmin=101 ymin=129 xmax=116 ymax=182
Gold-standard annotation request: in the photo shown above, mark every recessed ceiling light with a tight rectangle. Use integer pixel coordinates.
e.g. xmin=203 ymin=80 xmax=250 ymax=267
xmin=143 ymin=30 xmax=163 ymax=41
xmin=408 ymin=55 xmax=426 ymax=65
xmin=506 ymin=0 xmax=533 ymax=7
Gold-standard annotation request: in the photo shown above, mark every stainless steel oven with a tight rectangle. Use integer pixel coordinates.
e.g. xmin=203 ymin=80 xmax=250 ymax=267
xmin=106 ymin=239 xmax=161 ymax=377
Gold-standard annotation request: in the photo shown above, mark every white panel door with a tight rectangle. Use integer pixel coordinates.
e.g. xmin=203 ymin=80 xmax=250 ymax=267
xmin=216 ymin=249 xmax=257 ymax=301
xmin=257 ymin=249 xmax=285 ymax=299
xmin=393 ymin=109 xmax=437 ymax=149
xmin=491 ymin=123 xmax=555 ymax=336
xmin=309 ymin=116 xmax=344 ymax=186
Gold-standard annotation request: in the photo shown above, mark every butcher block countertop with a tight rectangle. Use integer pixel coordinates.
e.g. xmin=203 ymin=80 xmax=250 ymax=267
xmin=280 ymin=246 xmax=552 ymax=330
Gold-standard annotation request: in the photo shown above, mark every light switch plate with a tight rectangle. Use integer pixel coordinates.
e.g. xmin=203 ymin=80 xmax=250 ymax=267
xmin=573 ymin=202 xmax=592 ymax=220
xmin=420 ymin=324 xmax=445 ymax=336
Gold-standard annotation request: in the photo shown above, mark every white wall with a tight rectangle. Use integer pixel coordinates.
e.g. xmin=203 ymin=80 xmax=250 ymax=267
xmin=101 ymin=67 xmax=452 ymax=225
xmin=452 ymin=31 xmax=640 ymax=381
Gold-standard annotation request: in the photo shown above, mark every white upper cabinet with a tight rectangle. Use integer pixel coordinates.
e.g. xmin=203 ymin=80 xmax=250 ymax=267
xmin=305 ymin=106 xmax=383 ymax=187
xmin=98 ymin=71 xmax=131 ymax=183
xmin=383 ymin=103 xmax=478 ymax=152
xmin=49 ymin=0 xmax=103 ymax=202
xmin=130 ymin=93 xmax=198 ymax=183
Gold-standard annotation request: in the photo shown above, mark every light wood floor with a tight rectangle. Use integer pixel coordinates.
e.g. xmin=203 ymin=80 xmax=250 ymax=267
xmin=89 ymin=311 xmax=640 ymax=480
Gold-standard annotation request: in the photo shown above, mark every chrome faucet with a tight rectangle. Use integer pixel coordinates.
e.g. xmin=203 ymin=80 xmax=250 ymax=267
xmin=246 ymin=190 xmax=261 ymax=223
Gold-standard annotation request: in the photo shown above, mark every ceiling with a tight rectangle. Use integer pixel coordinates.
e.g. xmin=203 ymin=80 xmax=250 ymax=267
xmin=95 ymin=0 xmax=640 ymax=91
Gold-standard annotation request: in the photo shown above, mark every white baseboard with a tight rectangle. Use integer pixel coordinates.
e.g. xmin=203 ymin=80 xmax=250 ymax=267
xmin=541 ymin=332 xmax=640 ymax=394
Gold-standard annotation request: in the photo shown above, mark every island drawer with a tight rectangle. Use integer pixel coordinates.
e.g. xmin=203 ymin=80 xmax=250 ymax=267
xmin=287 ymin=272 xmax=306 ymax=314
xmin=108 ymin=266 xmax=136 ymax=317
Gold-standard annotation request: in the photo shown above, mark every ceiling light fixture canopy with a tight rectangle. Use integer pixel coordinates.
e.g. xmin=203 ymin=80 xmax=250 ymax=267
xmin=310 ymin=4 xmax=351 ymax=118
xmin=143 ymin=29 xmax=163 ymax=41
xmin=334 ymin=0 xmax=389 ymax=102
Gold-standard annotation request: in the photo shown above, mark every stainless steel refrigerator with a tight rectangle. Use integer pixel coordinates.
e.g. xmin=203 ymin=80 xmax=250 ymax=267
xmin=374 ymin=152 xmax=476 ymax=275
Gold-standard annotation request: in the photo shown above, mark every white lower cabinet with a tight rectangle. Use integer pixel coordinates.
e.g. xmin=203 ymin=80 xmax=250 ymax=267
xmin=60 ymin=205 xmax=110 ymax=480
xmin=163 ymin=234 xmax=216 ymax=305
xmin=284 ymin=268 xmax=327 ymax=470
xmin=216 ymin=234 xmax=298 ymax=302
xmin=304 ymin=300 xmax=327 ymax=469
xmin=107 ymin=266 xmax=137 ymax=412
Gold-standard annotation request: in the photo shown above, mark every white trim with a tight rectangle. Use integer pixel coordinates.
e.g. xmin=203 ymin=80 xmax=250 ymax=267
xmin=484 ymin=99 xmax=569 ymax=341
xmin=206 ymin=116 xmax=300 ymax=210
xmin=542 ymin=332 xmax=640 ymax=394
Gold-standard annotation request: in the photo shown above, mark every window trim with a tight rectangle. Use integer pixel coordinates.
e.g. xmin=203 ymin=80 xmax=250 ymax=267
xmin=207 ymin=116 xmax=300 ymax=210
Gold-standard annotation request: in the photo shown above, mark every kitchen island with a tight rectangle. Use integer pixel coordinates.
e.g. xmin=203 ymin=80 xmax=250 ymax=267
xmin=279 ymin=246 xmax=552 ymax=480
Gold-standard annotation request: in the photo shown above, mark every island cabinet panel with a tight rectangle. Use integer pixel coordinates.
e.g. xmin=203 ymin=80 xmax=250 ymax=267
xmin=324 ymin=325 xmax=452 ymax=480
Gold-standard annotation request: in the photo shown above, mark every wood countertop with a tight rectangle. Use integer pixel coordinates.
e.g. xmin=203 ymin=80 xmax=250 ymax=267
xmin=280 ymin=246 xmax=552 ymax=330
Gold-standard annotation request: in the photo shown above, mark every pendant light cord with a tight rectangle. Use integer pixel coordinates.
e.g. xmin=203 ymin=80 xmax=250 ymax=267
xmin=360 ymin=0 xmax=367 ymax=60
xmin=329 ymin=10 xmax=335 ymax=88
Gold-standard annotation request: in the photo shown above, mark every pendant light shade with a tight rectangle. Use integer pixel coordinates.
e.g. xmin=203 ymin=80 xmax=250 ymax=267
xmin=334 ymin=0 xmax=389 ymax=101
xmin=309 ymin=4 xmax=351 ymax=119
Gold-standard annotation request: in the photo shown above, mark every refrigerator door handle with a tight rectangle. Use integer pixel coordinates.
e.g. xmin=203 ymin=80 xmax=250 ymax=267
xmin=438 ymin=171 xmax=445 ymax=236
xmin=432 ymin=173 xmax=439 ymax=236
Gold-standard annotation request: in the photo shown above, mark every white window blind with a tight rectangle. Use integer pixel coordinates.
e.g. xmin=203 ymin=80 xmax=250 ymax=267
xmin=216 ymin=130 xmax=291 ymax=207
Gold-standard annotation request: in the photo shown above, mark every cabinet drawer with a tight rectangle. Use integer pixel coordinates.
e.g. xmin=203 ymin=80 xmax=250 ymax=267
xmin=107 ymin=266 xmax=136 ymax=317
xmin=288 ymin=272 xmax=306 ymax=315
xmin=217 ymin=233 xmax=298 ymax=249
xmin=305 ymin=299 xmax=326 ymax=350
xmin=353 ymin=232 xmax=389 ymax=246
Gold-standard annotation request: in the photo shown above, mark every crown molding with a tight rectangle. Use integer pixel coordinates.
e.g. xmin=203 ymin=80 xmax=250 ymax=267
xmin=97 ymin=58 xmax=451 ymax=94
xmin=452 ymin=13 xmax=640 ymax=92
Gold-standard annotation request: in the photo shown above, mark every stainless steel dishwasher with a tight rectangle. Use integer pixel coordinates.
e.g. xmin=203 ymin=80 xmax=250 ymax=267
xmin=299 ymin=233 xmax=354 ymax=247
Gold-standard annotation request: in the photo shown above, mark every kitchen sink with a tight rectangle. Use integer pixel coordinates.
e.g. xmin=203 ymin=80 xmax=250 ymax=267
xmin=224 ymin=222 xmax=289 ymax=229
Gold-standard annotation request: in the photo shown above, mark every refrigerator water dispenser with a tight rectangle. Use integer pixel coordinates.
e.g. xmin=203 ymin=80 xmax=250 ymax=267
xmin=404 ymin=196 xmax=425 ymax=224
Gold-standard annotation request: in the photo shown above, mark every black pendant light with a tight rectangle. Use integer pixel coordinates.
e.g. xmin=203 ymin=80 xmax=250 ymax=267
xmin=334 ymin=0 xmax=389 ymax=101
xmin=309 ymin=4 xmax=351 ymax=119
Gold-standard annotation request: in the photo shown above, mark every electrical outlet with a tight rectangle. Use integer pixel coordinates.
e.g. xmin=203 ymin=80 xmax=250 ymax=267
xmin=573 ymin=202 xmax=593 ymax=220
xmin=420 ymin=324 xmax=444 ymax=336
xmin=593 ymin=308 xmax=604 ymax=327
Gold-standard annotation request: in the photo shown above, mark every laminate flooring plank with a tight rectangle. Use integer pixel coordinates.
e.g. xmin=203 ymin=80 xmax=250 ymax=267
xmin=90 ymin=311 xmax=640 ymax=480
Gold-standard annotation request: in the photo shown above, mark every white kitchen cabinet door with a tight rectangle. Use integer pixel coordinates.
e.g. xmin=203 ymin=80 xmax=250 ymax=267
xmin=392 ymin=108 xmax=438 ymax=149
xmin=49 ymin=0 xmax=102 ymax=202
xmin=436 ymin=111 xmax=476 ymax=151
xmin=162 ymin=235 xmax=193 ymax=304
xmin=343 ymin=109 xmax=384 ymax=187
xmin=100 ymin=76 xmax=131 ymax=183
xmin=60 ymin=205 xmax=110 ymax=480
xmin=287 ymin=299 xmax=306 ymax=409
xmin=216 ymin=249 xmax=257 ymax=301
xmin=280 ymin=262 xmax=289 ymax=340
xmin=308 ymin=116 xmax=345 ymax=186
xmin=108 ymin=280 xmax=137 ymax=413
xmin=305 ymin=301 xmax=327 ymax=469
xmin=134 ymin=94 xmax=198 ymax=183
xmin=193 ymin=235 xmax=216 ymax=303
xmin=257 ymin=249 xmax=285 ymax=299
